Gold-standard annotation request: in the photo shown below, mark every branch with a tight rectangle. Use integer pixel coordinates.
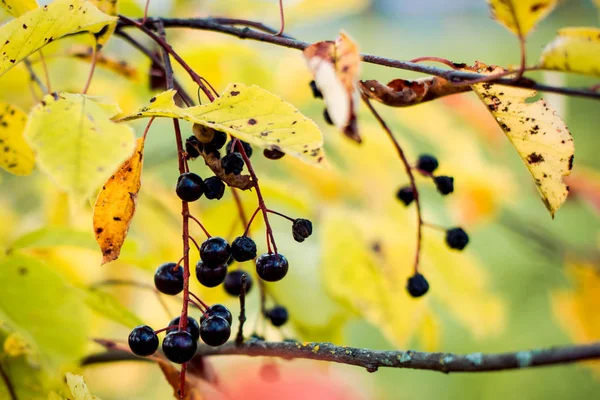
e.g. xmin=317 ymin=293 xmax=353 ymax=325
xmin=195 ymin=340 xmax=600 ymax=374
xmin=116 ymin=17 xmax=600 ymax=100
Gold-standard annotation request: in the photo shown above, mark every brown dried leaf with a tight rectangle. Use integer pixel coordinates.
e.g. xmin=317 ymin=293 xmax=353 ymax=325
xmin=360 ymin=77 xmax=471 ymax=107
xmin=304 ymin=32 xmax=361 ymax=142
xmin=93 ymin=137 xmax=144 ymax=264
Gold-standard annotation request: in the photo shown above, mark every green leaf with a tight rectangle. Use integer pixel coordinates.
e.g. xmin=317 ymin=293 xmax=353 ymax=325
xmin=487 ymin=0 xmax=557 ymax=38
xmin=118 ymin=84 xmax=326 ymax=166
xmin=0 ymin=102 xmax=35 ymax=175
xmin=24 ymin=92 xmax=136 ymax=203
xmin=0 ymin=0 xmax=115 ymax=77
xmin=80 ymin=288 xmax=143 ymax=328
xmin=0 ymin=0 xmax=37 ymax=17
xmin=540 ymin=27 xmax=600 ymax=77
xmin=11 ymin=227 xmax=99 ymax=251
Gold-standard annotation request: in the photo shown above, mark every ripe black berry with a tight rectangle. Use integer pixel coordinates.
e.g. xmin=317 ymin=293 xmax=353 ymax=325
xmin=185 ymin=135 xmax=201 ymax=159
xmin=292 ymin=219 xmax=313 ymax=243
xmin=406 ymin=273 xmax=429 ymax=298
xmin=417 ymin=154 xmax=439 ymax=173
xmin=201 ymin=304 xmax=233 ymax=325
xmin=128 ymin=325 xmax=159 ymax=357
xmin=223 ymin=270 xmax=253 ymax=296
xmin=396 ymin=186 xmax=414 ymax=206
xmin=167 ymin=316 xmax=200 ymax=341
xmin=200 ymin=315 xmax=231 ymax=347
xmin=203 ymin=130 xmax=227 ymax=151
xmin=309 ymin=80 xmax=323 ymax=99
xmin=256 ymin=253 xmax=289 ymax=282
xmin=266 ymin=306 xmax=289 ymax=327
xmin=323 ymin=109 xmax=333 ymax=126
xmin=200 ymin=237 xmax=231 ymax=266
xmin=176 ymin=172 xmax=204 ymax=202
xmin=231 ymin=236 xmax=257 ymax=262
xmin=445 ymin=227 xmax=469 ymax=250
xmin=226 ymin=139 xmax=253 ymax=158
xmin=203 ymin=176 xmax=225 ymax=200
xmin=434 ymin=175 xmax=454 ymax=195
xmin=154 ymin=262 xmax=184 ymax=295
xmin=195 ymin=261 xmax=227 ymax=287
xmin=263 ymin=147 xmax=286 ymax=160
xmin=221 ymin=153 xmax=244 ymax=175
xmin=162 ymin=331 xmax=197 ymax=364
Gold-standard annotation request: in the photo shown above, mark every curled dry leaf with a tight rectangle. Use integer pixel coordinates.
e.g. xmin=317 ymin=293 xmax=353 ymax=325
xmin=93 ymin=137 xmax=144 ymax=265
xmin=540 ymin=27 xmax=600 ymax=78
xmin=468 ymin=62 xmax=574 ymax=217
xmin=0 ymin=0 xmax=115 ymax=77
xmin=67 ymin=45 xmax=138 ymax=80
xmin=0 ymin=102 xmax=35 ymax=175
xmin=201 ymin=150 xmax=254 ymax=190
xmin=487 ymin=0 xmax=557 ymax=38
xmin=360 ymin=77 xmax=471 ymax=107
xmin=303 ymin=32 xmax=361 ymax=143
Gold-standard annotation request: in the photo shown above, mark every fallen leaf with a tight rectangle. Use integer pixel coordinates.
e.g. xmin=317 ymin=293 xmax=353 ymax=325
xmin=0 ymin=0 xmax=37 ymax=17
xmin=118 ymin=84 xmax=325 ymax=166
xmin=540 ymin=27 xmax=600 ymax=77
xmin=93 ymin=137 xmax=144 ymax=264
xmin=304 ymin=32 xmax=361 ymax=142
xmin=487 ymin=0 xmax=557 ymax=38
xmin=0 ymin=0 xmax=115 ymax=77
xmin=0 ymin=102 xmax=34 ymax=175
xmin=24 ymin=93 xmax=136 ymax=203
xmin=469 ymin=62 xmax=574 ymax=217
xmin=360 ymin=76 xmax=471 ymax=107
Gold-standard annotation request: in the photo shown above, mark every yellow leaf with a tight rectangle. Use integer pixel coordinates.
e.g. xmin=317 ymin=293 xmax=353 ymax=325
xmin=93 ymin=137 xmax=144 ymax=264
xmin=487 ymin=0 xmax=557 ymax=37
xmin=88 ymin=0 xmax=118 ymax=48
xmin=119 ymin=84 xmax=325 ymax=166
xmin=0 ymin=0 xmax=115 ymax=77
xmin=65 ymin=373 xmax=102 ymax=400
xmin=540 ymin=27 xmax=600 ymax=77
xmin=24 ymin=93 xmax=136 ymax=203
xmin=0 ymin=0 xmax=37 ymax=17
xmin=0 ymin=102 xmax=35 ymax=175
xmin=470 ymin=63 xmax=574 ymax=217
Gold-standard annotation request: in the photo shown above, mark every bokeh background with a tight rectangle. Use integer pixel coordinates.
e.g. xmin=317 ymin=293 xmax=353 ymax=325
xmin=0 ymin=0 xmax=599 ymax=399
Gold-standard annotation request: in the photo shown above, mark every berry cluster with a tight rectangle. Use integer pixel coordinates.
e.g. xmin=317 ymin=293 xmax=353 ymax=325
xmin=393 ymin=154 xmax=470 ymax=298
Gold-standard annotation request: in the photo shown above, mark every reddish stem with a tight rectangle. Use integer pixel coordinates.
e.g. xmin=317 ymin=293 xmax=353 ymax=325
xmin=275 ymin=0 xmax=285 ymax=36
xmin=189 ymin=235 xmax=201 ymax=251
xmin=82 ymin=43 xmax=98 ymax=94
xmin=189 ymin=292 xmax=209 ymax=310
xmin=244 ymin=207 xmax=261 ymax=236
xmin=154 ymin=325 xmax=179 ymax=334
xmin=38 ymin=49 xmax=52 ymax=93
xmin=187 ymin=214 xmax=211 ymax=237
xmin=410 ymin=56 xmax=460 ymax=70
xmin=266 ymin=209 xmax=295 ymax=223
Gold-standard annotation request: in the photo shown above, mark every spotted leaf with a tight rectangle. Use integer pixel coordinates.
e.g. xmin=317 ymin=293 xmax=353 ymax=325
xmin=487 ymin=0 xmax=557 ymax=38
xmin=0 ymin=103 xmax=34 ymax=175
xmin=540 ymin=27 xmax=600 ymax=77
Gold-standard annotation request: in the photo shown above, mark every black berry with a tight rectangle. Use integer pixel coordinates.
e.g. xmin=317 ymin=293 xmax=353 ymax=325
xmin=167 ymin=316 xmax=200 ymax=341
xmin=309 ymin=80 xmax=323 ymax=99
xmin=162 ymin=331 xmax=197 ymax=364
xmin=200 ymin=315 xmax=231 ymax=347
xmin=201 ymin=304 xmax=233 ymax=325
xmin=200 ymin=237 xmax=231 ymax=266
xmin=223 ymin=269 xmax=253 ymax=296
xmin=323 ymin=109 xmax=333 ymax=126
xmin=203 ymin=176 xmax=225 ymax=200
xmin=406 ymin=273 xmax=429 ymax=298
xmin=266 ymin=306 xmax=289 ymax=327
xmin=417 ymin=154 xmax=439 ymax=173
xmin=256 ymin=253 xmax=289 ymax=282
xmin=128 ymin=325 xmax=159 ymax=357
xmin=263 ymin=148 xmax=286 ymax=160
xmin=231 ymin=236 xmax=257 ymax=262
xmin=292 ymin=219 xmax=313 ymax=243
xmin=221 ymin=152 xmax=244 ymax=175
xmin=185 ymin=135 xmax=201 ymax=159
xmin=396 ymin=186 xmax=414 ymax=206
xmin=226 ymin=139 xmax=253 ymax=158
xmin=154 ymin=262 xmax=184 ymax=295
xmin=176 ymin=172 xmax=204 ymax=202
xmin=445 ymin=227 xmax=469 ymax=250
xmin=195 ymin=261 xmax=227 ymax=287
xmin=204 ymin=130 xmax=227 ymax=152
xmin=434 ymin=175 xmax=454 ymax=195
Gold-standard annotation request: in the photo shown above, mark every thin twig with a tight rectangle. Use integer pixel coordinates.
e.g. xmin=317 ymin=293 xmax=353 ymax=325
xmin=235 ymin=274 xmax=248 ymax=346
xmin=116 ymin=17 xmax=600 ymax=100
xmin=194 ymin=340 xmax=600 ymax=374
xmin=275 ymin=0 xmax=285 ymax=36
xmin=362 ymin=95 xmax=422 ymax=275
xmin=38 ymin=49 xmax=51 ymax=93
xmin=0 ymin=363 xmax=17 ymax=400
xmin=22 ymin=59 xmax=47 ymax=95
xmin=82 ymin=42 xmax=99 ymax=94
